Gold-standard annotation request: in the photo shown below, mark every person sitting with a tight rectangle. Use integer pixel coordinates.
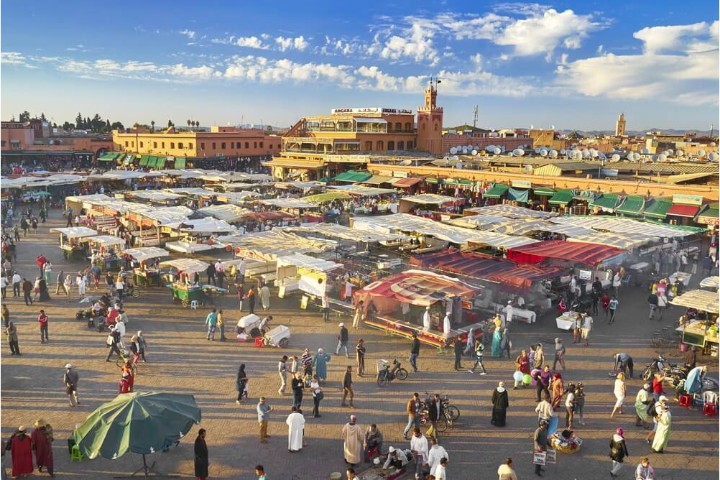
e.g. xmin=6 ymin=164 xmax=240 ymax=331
xmin=383 ymin=446 xmax=410 ymax=470
xmin=364 ymin=424 xmax=383 ymax=460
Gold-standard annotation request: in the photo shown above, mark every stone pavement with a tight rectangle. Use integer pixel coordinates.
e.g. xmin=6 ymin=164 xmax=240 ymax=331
xmin=1 ymin=208 xmax=718 ymax=479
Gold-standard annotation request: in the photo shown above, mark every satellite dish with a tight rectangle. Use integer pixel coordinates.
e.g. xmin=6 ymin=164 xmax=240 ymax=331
xmin=665 ymin=149 xmax=674 ymax=156
xmin=611 ymin=154 xmax=620 ymax=162
xmin=512 ymin=148 xmax=525 ymax=157
xmin=591 ymin=149 xmax=599 ymax=158
xmin=450 ymin=147 xmax=457 ymax=155
xmin=697 ymin=149 xmax=706 ymax=157
xmin=451 ymin=155 xmax=459 ymax=161
xmin=581 ymin=149 xmax=591 ymax=159
xmin=485 ymin=145 xmax=495 ymax=152
xmin=549 ymin=150 xmax=558 ymax=158
xmin=471 ymin=149 xmax=478 ymax=156
xmin=572 ymin=150 xmax=583 ymax=160
xmin=598 ymin=153 xmax=607 ymax=160
xmin=560 ymin=149 xmax=566 ymax=155
xmin=657 ymin=154 xmax=667 ymax=162
xmin=540 ymin=148 xmax=548 ymax=157
xmin=493 ymin=147 xmax=501 ymax=155
xmin=461 ymin=146 xmax=468 ymax=154
xmin=708 ymin=152 xmax=719 ymax=162
xmin=490 ymin=131 xmax=499 ymax=137
xmin=629 ymin=152 xmax=640 ymax=162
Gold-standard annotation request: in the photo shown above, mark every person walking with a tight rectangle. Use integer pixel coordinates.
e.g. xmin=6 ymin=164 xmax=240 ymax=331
xmin=564 ymin=383 xmax=576 ymax=429
xmin=352 ymin=300 xmax=364 ymax=329
xmin=355 ymin=339 xmax=366 ymax=376
xmin=552 ymin=338 xmax=566 ymax=371
xmin=64 ymin=364 xmax=80 ymax=406
xmin=499 ymin=328 xmax=511 ymax=359
xmin=611 ymin=372 xmax=626 ymax=418
xmin=635 ymin=383 xmax=653 ymax=428
xmin=609 ymin=427 xmax=629 ymax=478
xmin=11 ymin=271 xmax=21 ymax=297
xmin=402 ymin=393 xmax=422 ymax=439
xmin=286 ymin=406 xmax=305 ymax=453
xmin=608 ymin=295 xmax=619 ymax=323
xmin=255 ymin=465 xmax=266 ymax=480
xmin=468 ymin=340 xmax=487 ymax=374
xmin=341 ymin=365 xmax=355 ymax=408
xmin=205 ymin=263 xmax=216 ymax=286
xmin=453 ymin=338 xmax=463 ymax=371
xmin=259 ymin=283 xmax=270 ymax=311
xmin=409 ymin=427 xmax=429 ymax=480
xmin=9 ymin=426 xmax=33 ymax=479
xmin=245 ymin=286 xmax=256 ymax=314
xmin=427 ymin=436 xmax=449 ymax=477
xmin=575 ymin=382 xmax=586 ymax=426
xmin=310 ymin=374 xmax=323 ymax=418
xmin=235 ymin=364 xmax=248 ymax=404
xmin=0 ymin=275 xmax=7 ymax=300
xmin=581 ymin=314 xmax=593 ymax=347
xmin=216 ymin=310 xmax=227 ymax=341
xmin=336 ymin=323 xmax=349 ymax=357
xmin=534 ymin=365 xmax=551 ymax=403
xmin=105 ymin=325 xmax=123 ymax=362
xmin=533 ymin=343 xmax=545 ymax=369
xmin=6 ymin=321 xmax=20 ymax=355
xmin=236 ymin=283 xmax=244 ymax=311
xmin=533 ymin=420 xmax=550 ymax=477
xmin=205 ymin=308 xmax=218 ymax=341
xmin=278 ymin=355 xmax=288 ymax=395
xmin=38 ymin=309 xmax=49 ymax=343
xmin=634 ymin=457 xmax=655 ymax=480
xmin=257 ymin=397 xmax=272 ymax=444
xmin=313 ymin=348 xmax=331 ymax=382
xmin=194 ymin=429 xmax=208 ymax=480
xmin=22 ymin=278 xmax=33 ymax=305
xmin=63 ymin=273 xmax=73 ymax=298
xmin=31 ymin=418 xmax=54 ymax=478
xmin=409 ymin=332 xmax=420 ymax=373
xmin=491 ymin=382 xmax=510 ymax=427
xmin=342 ymin=415 xmax=364 ymax=467
xmin=497 ymin=457 xmax=518 ymax=480
xmin=136 ymin=331 xmax=147 ymax=362
xmin=651 ymin=398 xmax=671 ymax=453
xmin=291 ymin=372 xmax=304 ymax=410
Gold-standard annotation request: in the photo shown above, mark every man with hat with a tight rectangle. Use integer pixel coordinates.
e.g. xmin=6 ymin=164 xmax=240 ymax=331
xmin=64 ymin=363 xmax=80 ymax=406
xmin=533 ymin=420 xmax=550 ymax=476
xmin=9 ymin=426 xmax=33 ymax=478
xmin=504 ymin=300 xmax=514 ymax=326
xmin=382 ymin=445 xmax=409 ymax=470
xmin=31 ymin=418 xmax=54 ymax=477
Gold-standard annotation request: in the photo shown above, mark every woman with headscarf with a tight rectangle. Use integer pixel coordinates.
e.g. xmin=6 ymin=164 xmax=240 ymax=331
xmin=550 ymin=373 xmax=565 ymax=410
xmin=651 ymin=397 xmax=671 ymax=453
xmin=31 ymin=419 xmax=54 ymax=477
xmin=491 ymin=325 xmax=503 ymax=358
xmin=312 ymin=348 xmax=331 ymax=382
xmin=634 ymin=383 xmax=653 ymax=428
xmin=235 ymin=364 xmax=248 ymax=403
xmin=491 ymin=381 xmax=510 ymax=427
xmin=38 ymin=277 xmax=51 ymax=302
xmin=9 ymin=425 xmax=33 ymax=478
xmin=609 ymin=427 xmax=629 ymax=478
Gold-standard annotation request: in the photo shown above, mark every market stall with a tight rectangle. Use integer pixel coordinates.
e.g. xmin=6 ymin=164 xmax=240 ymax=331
xmin=83 ymin=235 xmax=126 ymax=271
xmin=50 ymin=226 xmax=98 ymax=260
xmin=671 ymin=289 xmax=719 ymax=355
xmin=276 ymin=253 xmax=343 ymax=298
xmin=123 ymin=247 xmax=171 ymax=286
xmin=159 ymin=259 xmax=226 ymax=307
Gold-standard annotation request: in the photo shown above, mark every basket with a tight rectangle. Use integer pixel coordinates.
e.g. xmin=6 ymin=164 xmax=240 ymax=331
xmin=376 ymin=359 xmax=389 ymax=374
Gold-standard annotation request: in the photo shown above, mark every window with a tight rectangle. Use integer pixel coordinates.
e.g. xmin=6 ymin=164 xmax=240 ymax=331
xmin=407 ymin=141 xmax=413 ymax=150
xmin=405 ymin=122 xmax=412 ymax=131
xmin=200 ymin=143 xmax=205 ymax=150
xmin=178 ymin=142 xmax=184 ymax=149
xmin=131 ymin=141 xmax=135 ymax=148
xmin=153 ymin=142 xmax=157 ymax=148
xmin=260 ymin=142 xmax=263 ymax=148
xmin=397 ymin=141 xmax=405 ymax=150
xmin=388 ymin=141 xmax=395 ymax=150
xmin=140 ymin=141 xmax=144 ymax=148
xmin=189 ymin=143 xmax=193 ymax=149
xmin=395 ymin=122 xmax=401 ymax=132
xmin=170 ymin=142 xmax=175 ymax=149
xmin=254 ymin=142 xmax=257 ymax=148
xmin=212 ymin=142 xmax=216 ymax=149
xmin=1 ymin=140 xmax=5 ymax=147
xmin=245 ymin=142 xmax=249 ymax=149
xmin=221 ymin=142 xmax=226 ymax=149
xmin=125 ymin=141 xmax=129 ymax=147
xmin=376 ymin=141 xmax=384 ymax=151
xmin=230 ymin=142 xmax=234 ymax=149
xmin=162 ymin=142 xmax=165 ymax=148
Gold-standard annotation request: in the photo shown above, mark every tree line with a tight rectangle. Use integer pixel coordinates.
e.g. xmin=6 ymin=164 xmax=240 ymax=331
xmin=12 ymin=111 xmax=203 ymax=134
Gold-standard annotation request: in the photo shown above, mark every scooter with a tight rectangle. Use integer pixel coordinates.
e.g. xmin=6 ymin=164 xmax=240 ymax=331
xmin=642 ymin=354 xmax=688 ymax=382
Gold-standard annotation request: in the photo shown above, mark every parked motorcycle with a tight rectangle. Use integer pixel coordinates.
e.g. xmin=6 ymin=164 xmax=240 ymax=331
xmin=642 ymin=354 xmax=688 ymax=383
xmin=376 ymin=358 xmax=409 ymax=387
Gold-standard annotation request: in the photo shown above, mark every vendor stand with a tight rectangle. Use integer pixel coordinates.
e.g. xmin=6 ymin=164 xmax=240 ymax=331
xmin=83 ymin=235 xmax=126 ymax=272
xmin=671 ymin=289 xmax=719 ymax=356
xmin=50 ymin=227 xmax=97 ymax=260
xmin=160 ymin=258 xmax=215 ymax=307
xmin=123 ymin=247 xmax=171 ymax=286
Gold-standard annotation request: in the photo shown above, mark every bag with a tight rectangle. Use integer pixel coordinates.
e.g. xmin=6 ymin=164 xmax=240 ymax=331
xmin=533 ymin=451 xmax=546 ymax=465
xmin=426 ymin=424 xmax=435 ymax=438
xmin=314 ymin=391 xmax=324 ymax=401
xmin=646 ymin=400 xmax=656 ymax=416
xmin=106 ymin=334 xmax=114 ymax=346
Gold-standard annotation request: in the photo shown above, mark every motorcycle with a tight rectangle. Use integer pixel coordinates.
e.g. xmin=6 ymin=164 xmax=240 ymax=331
xmin=376 ymin=358 xmax=409 ymax=387
xmin=642 ymin=354 xmax=688 ymax=383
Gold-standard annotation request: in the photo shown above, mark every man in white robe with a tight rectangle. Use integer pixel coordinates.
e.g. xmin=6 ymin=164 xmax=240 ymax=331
xmin=442 ymin=314 xmax=451 ymax=338
xmin=286 ymin=406 xmax=305 ymax=452
xmin=342 ymin=414 xmax=363 ymax=465
xmin=422 ymin=307 xmax=431 ymax=332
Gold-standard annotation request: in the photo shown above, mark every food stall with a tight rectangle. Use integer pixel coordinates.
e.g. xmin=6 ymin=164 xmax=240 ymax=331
xmin=700 ymin=276 xmax=719 ymax=291
xmin=275 ymin=253 xmax=343 ymax=300
xmin=671 ymin=289 xmax=719 ymax=355
xmin=556 ymin=311 xmax=590 ymax=331
xmin=50 ymin=227 xmax=98 ymax=260
xmin=123 ymin=247 xmax=171 ymax=286
xmin=83 ymin=235 xmax=126 ymax=271
xmin=160 ymin=258 xmax=216 ymax=307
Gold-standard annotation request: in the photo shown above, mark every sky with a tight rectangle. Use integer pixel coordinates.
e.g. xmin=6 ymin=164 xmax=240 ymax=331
xmin=1 ymin=1 xmax=718 ymax=132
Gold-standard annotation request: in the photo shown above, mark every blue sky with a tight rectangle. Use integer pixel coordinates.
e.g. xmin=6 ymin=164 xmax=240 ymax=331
xmin=2 ymin=1 xmax=717 ymax=131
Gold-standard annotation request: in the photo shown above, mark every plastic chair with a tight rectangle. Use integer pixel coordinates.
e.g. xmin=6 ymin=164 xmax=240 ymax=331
xmin=678 ymin=394 xmax=692 ymax=408
xmin=190 ymin=300 xmax=199 ymax=310
xmin=621 ymin=274 xmax=632 ymax=287
xmin=71 ymin=445 xmax=83 ymax=462
xmin=254 ymin=336 xmax=264 ymax=347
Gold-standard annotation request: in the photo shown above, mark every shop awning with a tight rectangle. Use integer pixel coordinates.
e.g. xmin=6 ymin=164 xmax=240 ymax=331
xmin=98 ymin=152 xmax=118 ymax=162
xmin=146 ymin=156 xmax=158 ymax=168
xmin=548 ymin=189 xmax=573 ymax=205
xmin=392 ymin=177 xmax=424 ymax=188
xmin=123 ymin=155 xmax=135 ymax=165
xmin=506 ymin=240 xmax=624 ymax=267
xmin=483 ymin=184 xmax=509 ymax=199
xmin=425 ymin=177 xmax=438 ymax=184
xmin=155 ymin=157 xmax=167 ymax=169
xmin=643 ymin=198 xmax=672 ymax=220
xmin=590 ymin=193 xmax=620 ymax=210
xmin=139 ymin=155 xmax=151 ymax=167
xmin=616 ymin=195 xmax=645 ymax=216
xmin=696 ymin=204 xmax=719 ymax=225
xmin=667 ymin=204 xmax=700 ymax=218
xmin=533 ymin=186 xmax=555 ymax=196
xmin=363 ymin=175 xmax=394 ymax=185
xmin=174 ymin=157 xmax=186 ymax=169
xmin=334 ymin=171 xmax=372 ymax=183
xmin=507 ymin=187 xmax=528 ymax=203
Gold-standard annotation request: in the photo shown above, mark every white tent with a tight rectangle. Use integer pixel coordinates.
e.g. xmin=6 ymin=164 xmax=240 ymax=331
xmin=159 ymin=258 xmax=210 ymax=275
xmin=122 ymin=247 xmax=171 ymax=262
xmin=50 ymin=227 xmax=98 ymax=239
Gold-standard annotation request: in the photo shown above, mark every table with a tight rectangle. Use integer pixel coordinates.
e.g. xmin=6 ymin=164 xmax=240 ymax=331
xmin=676 ymin=320 xmax=719 ymax=351
xmin=510 ymin=307 xmax=537 ymax=324
xmin=669 ymin=271 xmax=692 ymax=287
xmin=629 ymin=262 xmax=650 ymax=272
xmin=556 ymin=311 xmax=585 ymax=330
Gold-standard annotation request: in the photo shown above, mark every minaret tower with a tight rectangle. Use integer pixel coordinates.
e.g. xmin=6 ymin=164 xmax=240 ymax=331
xmin=416 ymin=77 xmax=444 ymax=155
xmin=615 ymin=113 xmax=626 ymax=136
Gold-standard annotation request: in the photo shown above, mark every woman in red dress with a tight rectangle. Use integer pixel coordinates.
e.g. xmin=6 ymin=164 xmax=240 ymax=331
xmin=10 ymin=426 xmax=34 ymax=478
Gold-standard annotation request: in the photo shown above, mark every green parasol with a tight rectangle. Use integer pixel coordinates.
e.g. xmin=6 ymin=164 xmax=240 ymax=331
xmin=73 ymin=392 xmax=201 ymax=475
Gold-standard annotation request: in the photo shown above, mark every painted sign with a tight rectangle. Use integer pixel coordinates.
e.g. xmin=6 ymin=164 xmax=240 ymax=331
xmin=331 ymin=107 xmax=413 ymax=115
xmin=512 ymin=180 xmax=532 ymax=189
xmin=672 ymin=194 xmax=703 ymax=206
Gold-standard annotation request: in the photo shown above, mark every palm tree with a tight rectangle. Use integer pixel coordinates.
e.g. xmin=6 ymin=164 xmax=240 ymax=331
xmin=187 ymin=119 xmax=192 ymax=131
xmin=151 ymin=120 xmax=155 ymax=132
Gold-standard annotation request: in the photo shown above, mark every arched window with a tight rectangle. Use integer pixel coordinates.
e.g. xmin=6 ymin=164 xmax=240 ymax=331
xmin=376 ymin=141 xmax=384 ymax=151
xmin=388 ymin=141 xmax=395 ymax=150
xmin=397 ymin=141 xmax=405 ymax=150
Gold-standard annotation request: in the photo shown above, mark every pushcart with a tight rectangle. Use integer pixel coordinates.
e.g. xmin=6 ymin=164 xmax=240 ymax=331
xmin=169 ymin=284 xmax=205 ymax=308
xmin=262 ymin=325 xmax=290 ymax=348
xmin=237 ymin=314 xmax=263 ymax=338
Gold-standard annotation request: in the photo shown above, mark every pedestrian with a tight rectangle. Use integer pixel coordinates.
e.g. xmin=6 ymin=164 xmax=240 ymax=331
xmin=278 ymin=355 xmax=288 ymax=395
xmin=258 ymin=283 xmax=270 ymax=311
xmin=364 ymin=423 xmax=383 ymax=461
xmin=11 ymin=271 xmax=21 ymax=297
xmin=572 ymin=313 xmax=582 ymax=344
xmin=533 ymin=420 xmax=550 ymax=477
xmin=550 ymin=373 xmax=564 ymax=410
xmin=286 ymin=406 xmax=305 ymax=453
xmin=335 ymin=323 xmax=350 ymax=357
xmin=205 ymin=263 xmax=216 ymax=286
xmin=321 ymin=290 xmax=331 ymax=322
xmin=236 ymin=283 xmax=244 ymax=311
xmin=0 ymin=275 xmax=7 ymax=300
xmin=499 ymin=328 xmax=511 ymax=359
xmin=342 ymin=415 xmax=364 ymax=466
xmin=635 ymin=457 xmax=655 ymax=480
xmin=9 ymin=426 xmax=33 ymax=478
xmin=564 ymin=383 xmax=576 ymax=429
xmin=533 ymin=343 xmax=545 ymax=369
xmin=341 ymin=365 xmax=355 ymax=408
xmin=402 ymin=393 xmax=422 ymax=439
xmin=205 ymin=308 xmax=218 ymax=341
xmin=468 ymin=338 xmax=487 ymax=374
xmin=235 ymin=364 xmax=248 ymax=404
xmin=656 ymin=294 xmax=668 ymax=320
xmin=581 ymin=314 xmax=593 ymax=346
xmin=491 ymin=381 xmax=509 ymax=427
xmin=614 ymin=352 xmax=634 ymax=378
xmin=255 ymin=465 xmax=266 ymax=480
xmin=635 ymin=383 xmax=653 ymax=428
xmin=352 ymin=300 xmax=364 ymax=329
xmin=64 ymin=273 xmax=73 ymax=297
xmin=105 ymin=325 xmax=123 ymax=362
xmin=409 ymin=427 xmax=429 ymax=479
xmin=422 ymin=306 xmax=431 ymax=331
xmin=77 ymin=273 xmax=87 ymax=297
xmin=427 ymin=437 xmax=449 ymax=477
xmin=601 ymin=292 xmax=611 ymax=319
xmin=64 ymin=363 xmax=80 ymax=406
xmin=651 ymin=397 xmax=671 ymax=453
xmin=194 ymin=429 xmax=208 ymax=480
xmin=453 ymin=337 xmax=463 ymax=371
xmin=534 ymin=365 xmax=551 ymax=403
xmin=433 ymin=457 xmax=448 ymax=480
xmin=291 ymin=372 xmax=304 ymax=410
xmin=310 ymin=374 xmax=323 ymax=417
xmin=409 ymin=331 xmax=420 ymax=372
xmin=611 ymin=372 xmax=626 ymax=418
xmin=609 ymin=427 xmax=629 ymax=478
xmin=136 ymin=331 xmax=147 ymax=362
xmin=575 ymin=383 xmax=586 ymax=426
xmin=215 ymin=259 xmax=225 ymax=289
xmin=552 ymin=338 xmax=566 ymax=371
xmin=256 ymin=397 xmax=272 ymax=444
xmin=31 ymin=418 xmax=54 ymax=477
xmin=608 ymin=295 xmax=619 ymax=323
xmin=38 ymin=309 xmax=49 ymax=343
xmin=245 ymin=286 xmax=256 ymax=314
xmin=22 ymin=278 xmax=33 ymax=305
xmin=217 ymin=309 xmax=226 ymax=341
xmin=497 ymin=457 xmax=518 ymax=480
xmin=355 ymin=339 xmax=366 ymax=376
xmin=6 ymin=321 xmax=20 ymax=355
xmin=382 ymin=445 xmax=410 ymax=470
xmin=612 ymin=270 xmax=622 ymax=298
xmin=313 ymin=348 xmax=331 ymax=382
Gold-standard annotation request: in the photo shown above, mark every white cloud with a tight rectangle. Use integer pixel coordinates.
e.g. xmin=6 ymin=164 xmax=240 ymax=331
xmin=223 ymin=55 xmax=355 ymax=86
xmin=556 ymin=21 xmax=719 ymax=105
xmin=1 ymin=52 xmax=28 ymax=65
xmin=275 ymin=35 xmax=309 ymax=52
xmin=234 ymin=36 xmax=269 ymax=50
xmin=179 ymin=29 xmax=196 ymax=40
xmin=375 ymin=18 xmax=440 ymax=65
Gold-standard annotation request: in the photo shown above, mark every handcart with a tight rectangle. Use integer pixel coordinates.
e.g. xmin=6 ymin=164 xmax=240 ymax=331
xmin=261 ymin=325 xmax=290 ymax=348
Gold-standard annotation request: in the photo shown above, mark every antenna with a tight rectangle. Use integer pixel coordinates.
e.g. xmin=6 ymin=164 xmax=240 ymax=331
xmin=473 ymin=105 xmax=478 ymax=128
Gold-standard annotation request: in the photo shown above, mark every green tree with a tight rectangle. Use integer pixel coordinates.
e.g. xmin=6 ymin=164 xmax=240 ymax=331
xmin=111 ymin=121 xmax=125 ymax=131
xmin=19 ymin=111 xmax=31 ymax=122
xmin=40 ymin=112 xmax=47 ymax=121
xmin=151 ymin=120 xmax=155 ymax=132
xmin=75 ymin=112 xmax=83 ymax=129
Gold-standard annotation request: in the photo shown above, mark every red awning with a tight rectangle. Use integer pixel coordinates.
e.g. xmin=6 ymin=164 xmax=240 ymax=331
xmin=506 ymin=240 xmax=624 ymax=266
xmin=667 ymin=204 xmax=700 ymax=218
xmin=392 ymin=177 xmax=424 ymax=188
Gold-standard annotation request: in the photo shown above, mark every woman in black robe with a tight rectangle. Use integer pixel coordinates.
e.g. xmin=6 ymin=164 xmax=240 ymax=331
xmin=194 ymin=428 xmax=209 ymax=480
xmin=38 ymin=278 xmax=52 ymax=301
xmin=491 ymin=381 xmax=509 ymax=427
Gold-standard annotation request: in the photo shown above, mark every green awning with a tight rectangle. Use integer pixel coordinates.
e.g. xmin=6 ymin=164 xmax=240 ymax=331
xmin=174 ymin=157 xmax=186 ymax=169
xmin=123 ymin=155 xmax=134 ymax=165
xmin=425 ymin=177 xmax=438 ymax=184
xmin=616 ymin=195 xmax=645 ymax=216
xmin=590 ymin=193 xmax=620 ymax=210
xmin=443 ymin=178 xmax=458 ymax=185
xmin=458 ymin=179 xmax=473 ymax=186
xmin=483 ymin=183 xmax=509 ymax=199
xmin=548 ymin=189 xmax=573 ymax=205
xmin=573 ymin=190 xmax=597 ymax=202
xmin=155 ymin=157 xmax=167 ymax=169
xmin=533 ymin=186 xmax=555 ymax=196
xmin=697 ymin=204 xmax=719 ymax=225
xmin=139 ymin=155 xmax=151 ymax=167
xmin=334 ymin=171 xmax=372 ymax=183
xmin=643 ymin=198 xmax=672 ymax=220
xmin=146 ymin=156 xmax=158 ymax=168
xmin=98 ymin=152 xmax=117 ymax=162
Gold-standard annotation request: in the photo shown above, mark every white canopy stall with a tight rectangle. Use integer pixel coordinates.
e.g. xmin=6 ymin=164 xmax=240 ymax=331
xmin=49 ymin=226 xmax=98 ymax=259
xmin=276 ymin=253 xmax=343 ymax=298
